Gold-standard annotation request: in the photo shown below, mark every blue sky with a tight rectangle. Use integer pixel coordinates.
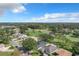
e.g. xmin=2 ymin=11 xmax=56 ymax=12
xmin=0 ymin=3 xmax=79 ymax=22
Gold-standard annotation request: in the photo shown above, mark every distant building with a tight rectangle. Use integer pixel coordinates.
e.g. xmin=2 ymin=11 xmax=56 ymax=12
xmin=1 ymin=25 xmax=16 ymax=29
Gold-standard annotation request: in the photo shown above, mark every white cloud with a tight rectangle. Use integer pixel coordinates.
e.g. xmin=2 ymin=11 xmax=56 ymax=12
xmin=12 ymin=5 xmax=26 ymax=13
xmin=0 ymin=3 xmax=26 ymax=15
xmin=31 ymin=13 xmax=79 ymax=22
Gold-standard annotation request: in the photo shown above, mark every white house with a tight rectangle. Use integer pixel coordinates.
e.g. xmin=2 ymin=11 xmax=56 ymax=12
xmin=13 ymin=33 xmax=27 ymax=40
xmin=0 ymin=44 xmax=14 ymax=52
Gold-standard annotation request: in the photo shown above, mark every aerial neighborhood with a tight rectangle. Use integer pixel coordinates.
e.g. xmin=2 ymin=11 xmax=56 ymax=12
xmin=0 ymin=23 xmax=78 ymax=56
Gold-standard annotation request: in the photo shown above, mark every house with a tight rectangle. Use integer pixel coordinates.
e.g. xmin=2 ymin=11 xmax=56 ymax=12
xmin=0 ymin=44 xmax=5 ymax=51
xmin=37 ymin=41 xmax=47 ymax=52
xmin=54 ymin=48 xmax=72 ymax=56
xmin=44 ymin=44 xmax=57 ymax=54
xmin=13 ymin=33 xmax=27 ymax=40
xmin=18 ymin=34 xmax=27 ymax=40
xmin=0 ymin=44 xmax=14 ymax=52
xmin=37 ymin=42 xmax=57 ymax=55
xmin=11 ymin=38 xmax=23 ymax=47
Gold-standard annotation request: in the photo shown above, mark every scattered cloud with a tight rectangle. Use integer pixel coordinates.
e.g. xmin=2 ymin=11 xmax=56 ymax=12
xmin=31 ymin=13 xmax=79 ymax=22
xmin=0 ymin=3 xmax=26 ymax=15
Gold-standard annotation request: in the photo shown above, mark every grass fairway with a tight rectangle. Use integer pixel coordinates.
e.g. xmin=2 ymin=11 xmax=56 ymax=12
xmin=0 ymin=52 xmax=13 ymax=56
xmin=65 ymin=35 xmax=79 ymax=42
xmin=26 ymin=29 xmax=46 ymax=37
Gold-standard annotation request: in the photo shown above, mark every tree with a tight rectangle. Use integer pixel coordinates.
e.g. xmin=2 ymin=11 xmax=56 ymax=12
xmin=72 ymin=30 xmax=79 ymax=37
xmin=71 ymin=42 xmax=79 ymax=55
xmin=31 ymin=50 xmax=42 ymax=56
xmin=39 ymin=34 xmax=54 ymax=43
xmin=54 ymin=34 xmax=74 ymax=50
xmin=0 ymin=35 xmax=11 ymax=44
xmin=22 ymin=38 xmax=37 ymax=51
xmin=19 ymin=25 xmax=28 ymax=34
xmin=0 ymin=28 xmax=15 ymax=36
xmin=49 ymin=26 xmax=57 ymax=33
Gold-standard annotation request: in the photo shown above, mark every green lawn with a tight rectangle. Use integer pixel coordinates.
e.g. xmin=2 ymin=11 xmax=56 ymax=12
xmin=0 ymin=52 xmax=13 ymax=56
xmin=25 ymin=29 xmax=46 ymax=37
xmin=65 ymin=35 xmax=79 ymax=42
xmin=53 ymin=38 xmax=64 ymax=42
